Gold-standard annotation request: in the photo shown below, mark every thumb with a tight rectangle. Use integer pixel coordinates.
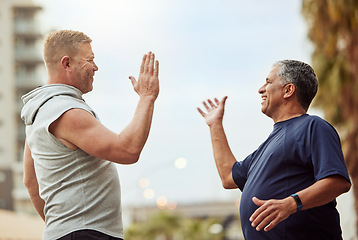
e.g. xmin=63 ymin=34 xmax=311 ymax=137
xmin=221 ymin=96 xmax=228 ymax=106
xmin=252 ymin=197 xmax=265 ymax=207
xmin=129 ymin=76 xmax=137 ymax=87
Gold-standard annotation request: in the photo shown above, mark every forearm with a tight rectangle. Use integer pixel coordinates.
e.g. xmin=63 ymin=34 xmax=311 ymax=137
xmin=28 ymin=187 xmax=45 ymax=221
xmin=118 ymin=96 xmax=155 ymax=160
xmin=296 ymin=175 xmax=351 ymax=210
xmin=209 ymin=122 xmax=237 ymax=188
xmin=23 ymin=140 xmax=45 ymax=221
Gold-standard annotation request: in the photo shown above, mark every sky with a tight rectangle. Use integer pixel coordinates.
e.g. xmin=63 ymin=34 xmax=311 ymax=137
xmin=34 ymin=0 xmax=317 ymax=209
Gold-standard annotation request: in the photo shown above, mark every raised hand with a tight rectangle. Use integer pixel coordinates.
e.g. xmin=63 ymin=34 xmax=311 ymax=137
xmin=129 ymin=51 xmax=159 ymax=101
xmin=197 ymin=96 xmax=228 ymax=126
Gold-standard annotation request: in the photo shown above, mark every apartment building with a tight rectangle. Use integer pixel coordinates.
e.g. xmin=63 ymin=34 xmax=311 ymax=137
xmin=0 ymin=0 xmax=44 ymax=214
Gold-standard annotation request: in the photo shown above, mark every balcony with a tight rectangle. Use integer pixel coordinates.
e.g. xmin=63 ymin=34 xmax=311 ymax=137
xmin=15 ymin=46 xmax=43 ymax=65
xmin=14 ymin=21 xmax=42 ymax=39
xmin=16 ymin=71 xmax=44 ymax=89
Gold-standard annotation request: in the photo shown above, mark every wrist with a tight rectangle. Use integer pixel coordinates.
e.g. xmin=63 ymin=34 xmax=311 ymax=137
xmin=209 ymin=119 xmax=224 ymax=129
xmin=290 ymin=193 xmax=303 ymax=213
xmin=139 ymin=95 xmax=157 ymax=103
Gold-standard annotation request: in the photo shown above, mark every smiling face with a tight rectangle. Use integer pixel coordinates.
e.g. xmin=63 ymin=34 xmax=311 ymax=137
xmin=258 ymin=66 xmax=287 ymax=118
xmin=71 ymin=42 xmax=98 ymax=93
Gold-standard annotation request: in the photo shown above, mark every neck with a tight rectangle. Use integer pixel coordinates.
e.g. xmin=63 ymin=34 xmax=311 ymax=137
xmin=269 ymin=104 xmax=307 ymax=123
xmin=47 ymin=70 xmax=70 ymax=86
xmin=272 ymin=112 xmax=306 ymax=123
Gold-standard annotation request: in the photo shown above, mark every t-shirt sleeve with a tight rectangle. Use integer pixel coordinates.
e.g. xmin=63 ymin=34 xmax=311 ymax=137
xmin=310 ymin=118 xmax=350 ymax=183
xmin=232 ymin=153 xmax=253 ymax=191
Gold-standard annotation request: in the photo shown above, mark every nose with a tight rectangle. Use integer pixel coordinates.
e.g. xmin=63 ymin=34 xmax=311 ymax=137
xmin=258 ymin=84 xmax=266 ymax=94
xmin=93 ymin=62 xmax=99 ymax=71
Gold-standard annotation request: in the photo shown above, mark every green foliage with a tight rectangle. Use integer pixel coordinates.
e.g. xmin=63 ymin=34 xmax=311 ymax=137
xmin=124 ymin=210 xmax=226 ymax=240
xmin=302 ymin=0 xmax=358 ymax=234
xmin=301 ymin=0 xmax=358 ymax=125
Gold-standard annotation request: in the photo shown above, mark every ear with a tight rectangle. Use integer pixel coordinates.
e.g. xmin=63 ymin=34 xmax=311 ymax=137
xmin=283 ymin=83 xmax=295 ymax=99
xmin=60 ymin=56 xmax=71 ymax=71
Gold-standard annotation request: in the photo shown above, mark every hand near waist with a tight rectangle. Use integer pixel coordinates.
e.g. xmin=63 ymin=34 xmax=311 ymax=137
xmin=249 ymin=196 xmax=297 ymax=232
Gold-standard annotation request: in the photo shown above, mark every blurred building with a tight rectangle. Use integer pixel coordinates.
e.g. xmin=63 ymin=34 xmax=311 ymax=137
xmin=0 ymin=0 xmax=44 ymax=214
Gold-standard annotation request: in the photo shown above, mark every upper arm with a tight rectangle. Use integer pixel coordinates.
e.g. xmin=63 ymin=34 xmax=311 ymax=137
xmin=223 ymin=171 xmax=239 ymax=189
xmin=310 ymin=119 xmax=350 ymax=183
xmin=49 ymin=108 xmax=138 ymax=164
xmin=231 ymin=154 xmax=252 ymax=191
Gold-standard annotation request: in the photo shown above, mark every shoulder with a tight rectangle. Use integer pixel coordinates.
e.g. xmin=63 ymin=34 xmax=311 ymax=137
xmin=307 ymin=115 xmax=338 ymax=133
xmin=43 ymin=95 xmax=97 ymax=119
xmin=293 ymin=115 xmax=341 ymax=143
xmin=52 ymin=108 xmax=97 ymax=131
xmin=291 ymin=114 xmax=335 ymax=131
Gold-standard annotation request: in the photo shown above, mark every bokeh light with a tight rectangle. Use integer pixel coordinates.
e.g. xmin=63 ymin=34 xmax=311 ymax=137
xmin=143 ymin=188 xmax=155 ymax=199
xmin=138 ymin=178 xmax=150 ymax=188
xmin=174 ymin=157 xmax=187 ymax=169
xmin=156 ymin=196 xmax=168 ymax=209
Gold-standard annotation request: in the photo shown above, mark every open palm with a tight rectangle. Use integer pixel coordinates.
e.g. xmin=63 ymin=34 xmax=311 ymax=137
xmin=197 ymin=96 xmax=228 ymax=126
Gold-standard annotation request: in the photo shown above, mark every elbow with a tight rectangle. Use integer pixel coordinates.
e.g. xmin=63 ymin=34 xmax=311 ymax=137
xmin=342 ymin=180 xmax=351 ymax=194
xmin=23 ymin=178 xmax=39 ymax=197
xmin=23 ymin=175 xmax=32 ymax=190
xmin=111 ymin=151 xmax=141 ymax=165
xmin=221 ymin=174 xmax=237 ymax=189
xmin=123 ymin=153 xmax=140 ymax=164
xmin=222 ymin=183 xmax=236 ymax=189
xmin=120 ymin=145 xmax=144 ymax=164
xmin=222 ymin=179 xmax=237 ymax=189
xmin=222 ymin=183 xmax=232 ymax=189
xmin=336 ymin=175 xmax=351 ymax=194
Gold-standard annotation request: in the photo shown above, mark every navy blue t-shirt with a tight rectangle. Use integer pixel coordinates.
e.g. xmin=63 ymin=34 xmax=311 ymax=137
xmin=232 ymin=114 xmax=350 ymax=240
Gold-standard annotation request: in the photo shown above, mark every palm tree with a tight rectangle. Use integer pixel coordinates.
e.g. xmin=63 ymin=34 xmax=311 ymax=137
xmin=301 ymin=0 xmax=358 ymax=234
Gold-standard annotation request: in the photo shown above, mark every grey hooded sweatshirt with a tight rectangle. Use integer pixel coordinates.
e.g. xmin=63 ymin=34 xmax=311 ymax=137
xmin=21 ymin=84 xmax=123 ymax=240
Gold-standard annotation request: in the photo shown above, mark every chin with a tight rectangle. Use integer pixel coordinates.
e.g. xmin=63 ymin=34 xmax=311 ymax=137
xmin=261 ymin=107 xmax=266 ymax=114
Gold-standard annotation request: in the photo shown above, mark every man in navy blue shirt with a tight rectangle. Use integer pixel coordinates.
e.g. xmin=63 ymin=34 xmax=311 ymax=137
xmin=198 ymin=60 xmax=351 ymax=239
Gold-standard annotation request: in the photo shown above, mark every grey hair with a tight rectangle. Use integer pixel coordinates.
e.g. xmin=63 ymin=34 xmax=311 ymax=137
xmin=273 ymin=60 xmax=318 ymax=111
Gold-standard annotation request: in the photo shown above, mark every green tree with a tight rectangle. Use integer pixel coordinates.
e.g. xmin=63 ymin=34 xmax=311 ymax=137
xmin=301 ymin=0 xmax=358 ymax=234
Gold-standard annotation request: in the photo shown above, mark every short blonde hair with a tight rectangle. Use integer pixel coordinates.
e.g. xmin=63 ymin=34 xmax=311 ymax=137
xmin=43 ymin=30 xmax=92 ymax=70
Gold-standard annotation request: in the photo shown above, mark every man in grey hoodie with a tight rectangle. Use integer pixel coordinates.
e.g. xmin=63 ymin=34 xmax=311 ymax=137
xmin=21 ymin=30 xmax=159 ymax=240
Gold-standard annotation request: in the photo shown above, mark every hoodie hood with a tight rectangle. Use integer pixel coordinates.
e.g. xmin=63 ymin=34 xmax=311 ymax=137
xmin=21 ymin=84 xmax=83 ymax=125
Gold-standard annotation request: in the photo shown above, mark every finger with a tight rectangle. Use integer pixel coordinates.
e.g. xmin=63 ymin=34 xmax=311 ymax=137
xmin=214 ymin=98 xmax=219 ymax=105
xmin=252 ymin=197 xmax=265 ymax=207
xmin=140 ymin=54 xmax=147 ymax=75
xmin=250 ymin=198 xmax=266 ymax=222
xmin=148 ymin=52 xmax=155 ymax=75
xmin=197 ymin=107 xmax=206 ymax=117
xmin=203 ymin=101 xmax=210 ymax=111
xmin=264 ymin=219 xmax=279 ymax=232
xmin=154 ymin=60 xmax=159 ymax=78
xmin=251 ymin=207 xmax=270 ymax=229
xmin=144 ymin=51 xmax=151 ymax=73
xmin=208 ymin=99 xmax=216 ymax=108
xmin=256 ymin=214 xmax=275 ymax=232
xmin=129 ymin=76 xmax=137 ymax=87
